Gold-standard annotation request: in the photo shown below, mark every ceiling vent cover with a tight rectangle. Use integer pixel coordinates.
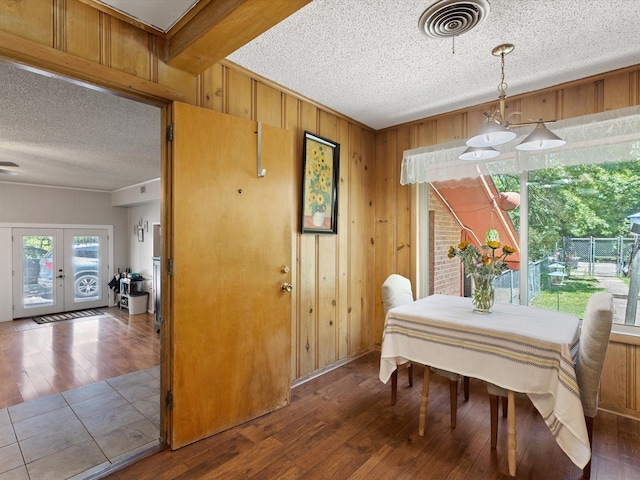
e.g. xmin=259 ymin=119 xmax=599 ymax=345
xmin=419 ymin=0 xmax=490 ymax=38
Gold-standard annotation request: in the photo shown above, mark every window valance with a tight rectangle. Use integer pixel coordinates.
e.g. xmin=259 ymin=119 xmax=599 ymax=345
xmin=401 ymin=105 xmax=640 ymax=185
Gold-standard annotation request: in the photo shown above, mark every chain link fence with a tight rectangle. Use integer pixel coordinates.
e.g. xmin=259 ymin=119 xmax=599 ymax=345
xmin=494 ymin=237 xmax=637 ymax=306
xmin=559 ymin=236 xmax=637 ymax=276
xmin=494 ymin=260 xmax=543 ymax=305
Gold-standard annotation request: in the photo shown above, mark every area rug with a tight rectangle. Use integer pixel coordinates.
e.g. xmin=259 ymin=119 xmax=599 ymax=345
xmin=32 ymin=309 xmax=105 ymax=325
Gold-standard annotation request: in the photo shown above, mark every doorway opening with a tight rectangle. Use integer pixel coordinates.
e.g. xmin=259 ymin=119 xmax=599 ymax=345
xmin=0 ymin=60 xmax=164 ymax=478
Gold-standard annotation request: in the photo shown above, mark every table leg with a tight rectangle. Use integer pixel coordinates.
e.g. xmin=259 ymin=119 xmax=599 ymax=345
xmin=391 ymin=370 xmax=398 ymax=405
xmin=507 ymin=390 xmax=517 ymax=477
xmin=419 ymin=367 xmax=430 ymax=436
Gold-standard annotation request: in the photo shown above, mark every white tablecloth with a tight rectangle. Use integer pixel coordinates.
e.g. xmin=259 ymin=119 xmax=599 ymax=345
xmin=379 ymin=294 xmax=590 ymax=469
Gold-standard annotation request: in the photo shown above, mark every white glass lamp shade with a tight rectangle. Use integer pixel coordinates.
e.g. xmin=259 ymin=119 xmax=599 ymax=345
xmin=516 ymin=123 xmax=566 ymax=151
xmin=459 ymin=146 xmax=500 ymax=161
xmin=466 ymin=120 xmax=516 ymax=147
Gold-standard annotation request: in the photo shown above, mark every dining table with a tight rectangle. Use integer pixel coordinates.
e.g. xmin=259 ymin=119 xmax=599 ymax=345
xmin=379 ymin=294 xmax=589 ymax=477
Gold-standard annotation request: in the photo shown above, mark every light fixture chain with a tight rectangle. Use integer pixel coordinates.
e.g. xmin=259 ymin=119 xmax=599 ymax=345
xmin=498 ymin=51 xmax=507 ymax=98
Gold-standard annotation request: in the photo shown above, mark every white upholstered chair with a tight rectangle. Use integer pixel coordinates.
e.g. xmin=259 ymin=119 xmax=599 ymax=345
xmin=487 ymin=291 xmax=614 ymax=478
xmin=575 ymin=291 xmax=614 ymax=478
xmin=382 ymin=274 xmax=469 ymax=429
xmin=381 ymin=274 xmax=414 ymax=405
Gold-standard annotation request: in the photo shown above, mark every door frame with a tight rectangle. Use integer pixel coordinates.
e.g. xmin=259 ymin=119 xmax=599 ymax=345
xmin=0 ymin=54 xmax=173 ymax=448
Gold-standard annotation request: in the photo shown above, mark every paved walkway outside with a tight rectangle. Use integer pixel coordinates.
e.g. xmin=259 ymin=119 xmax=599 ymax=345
xmin=576 ymin=261 xmax=640 ymax=326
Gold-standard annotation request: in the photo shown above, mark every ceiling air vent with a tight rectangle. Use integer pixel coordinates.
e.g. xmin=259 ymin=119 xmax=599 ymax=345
xmin=418 ymin=0 xmax=490 ymax=38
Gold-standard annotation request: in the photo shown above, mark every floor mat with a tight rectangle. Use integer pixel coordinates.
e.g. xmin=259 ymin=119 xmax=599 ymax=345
xmin=32 ymin=308 xmax=106 ymax=324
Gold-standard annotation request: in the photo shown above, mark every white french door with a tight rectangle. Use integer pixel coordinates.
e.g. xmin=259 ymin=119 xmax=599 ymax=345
xmin=12 ymin=228 xmax=109 ymax=318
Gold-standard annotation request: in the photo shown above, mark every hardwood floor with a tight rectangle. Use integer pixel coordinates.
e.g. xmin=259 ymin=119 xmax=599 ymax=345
xmin=0 ymin=307 xmax=160 ymax=410
xmin=103 ymin=351 xmax=640 ymax=480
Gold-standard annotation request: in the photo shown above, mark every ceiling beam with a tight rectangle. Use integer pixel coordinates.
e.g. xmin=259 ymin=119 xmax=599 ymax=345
xmin=164 ymin=0 xmax=311 ymax=75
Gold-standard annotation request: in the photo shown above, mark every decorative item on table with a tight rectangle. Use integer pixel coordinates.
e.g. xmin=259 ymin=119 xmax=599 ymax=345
xmin=448 ymin=229 xmax=515 ymax=313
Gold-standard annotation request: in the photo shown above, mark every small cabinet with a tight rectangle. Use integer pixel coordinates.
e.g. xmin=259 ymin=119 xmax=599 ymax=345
xmin=119 ymin=277 xmax=145 ymax=312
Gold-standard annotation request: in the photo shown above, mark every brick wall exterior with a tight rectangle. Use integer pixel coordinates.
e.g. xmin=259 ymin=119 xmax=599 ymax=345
xmin=429 ymin=188 xmax=464 ymax=296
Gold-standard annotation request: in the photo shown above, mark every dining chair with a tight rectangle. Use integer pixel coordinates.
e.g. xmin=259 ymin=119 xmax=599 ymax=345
xmin=382 ymin=274 xmax=469 ymax=428
xmin=382 ymin=274 xmax=414 ymax=405
xmin=487 ymin=291 xmax=614 ymax=479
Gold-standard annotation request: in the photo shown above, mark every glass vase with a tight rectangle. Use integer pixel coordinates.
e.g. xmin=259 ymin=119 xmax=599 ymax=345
xmin=471 ymin=273 xmax=495 ymax=313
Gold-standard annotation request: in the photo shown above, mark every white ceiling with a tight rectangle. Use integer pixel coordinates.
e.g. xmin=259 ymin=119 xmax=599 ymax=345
xmin=0 ymin=62 xmax=161 ymax=191
xmin=2 ymin=0 xmax=640 ymax=191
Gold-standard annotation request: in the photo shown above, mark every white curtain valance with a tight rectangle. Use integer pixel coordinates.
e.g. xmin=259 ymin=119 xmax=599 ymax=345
xmin=401 ymin=105 xmax=640 ymax=185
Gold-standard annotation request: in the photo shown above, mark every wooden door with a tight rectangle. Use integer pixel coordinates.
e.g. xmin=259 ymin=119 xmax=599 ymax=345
xmin=168 ymin=102 xmax=293 ymax=448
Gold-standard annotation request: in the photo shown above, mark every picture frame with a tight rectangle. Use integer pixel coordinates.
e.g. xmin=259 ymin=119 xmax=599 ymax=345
xmin=138 ymin=227 xmax=144 ymax=242
xmin=301 ymin=131 xmax=340 ymax=234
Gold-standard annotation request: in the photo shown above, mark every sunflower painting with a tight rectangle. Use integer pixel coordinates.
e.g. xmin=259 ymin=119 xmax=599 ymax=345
xmin=301 ymin=131 xmax=340 ymax=234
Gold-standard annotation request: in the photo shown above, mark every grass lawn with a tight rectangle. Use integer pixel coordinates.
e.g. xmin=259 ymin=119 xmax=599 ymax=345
xmin=530 ymin=275 xmax=605 ymax=318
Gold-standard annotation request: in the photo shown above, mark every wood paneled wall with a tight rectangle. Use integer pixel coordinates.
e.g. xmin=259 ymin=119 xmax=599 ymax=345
xmin=374 ymin=67 xmax=640 ymax=418
xmin=0 ymin=0 xmax=376 ymax=382
xmin=1 ymin=1 xmax=639 ymax=415
xmin=600 ymin=333 xmax=640 ymax=419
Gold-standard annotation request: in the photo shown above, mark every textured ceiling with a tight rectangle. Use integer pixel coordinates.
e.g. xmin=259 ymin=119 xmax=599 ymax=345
xmin=2 ymin=0 xmax=640 ymax=191
xmin=228 ymin=0 xmax=640 ymax=129
xmin=0 ymin=62 xmax=160 ymax=191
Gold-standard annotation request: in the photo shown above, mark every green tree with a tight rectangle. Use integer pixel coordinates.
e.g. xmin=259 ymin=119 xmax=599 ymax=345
xmin=493 ymin=160 xmax=640 ymax=261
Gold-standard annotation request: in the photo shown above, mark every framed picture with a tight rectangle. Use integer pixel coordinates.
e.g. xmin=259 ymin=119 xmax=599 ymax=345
xmin=301 ymin=131 xmax=340 ymax=234
xmin=138 ymin=227 xmax=144 ymax=242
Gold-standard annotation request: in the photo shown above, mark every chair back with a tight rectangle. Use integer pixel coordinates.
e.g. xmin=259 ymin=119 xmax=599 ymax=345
xmin=381 ymin=274 xmax=414 ymax=313
xmin=576 ymin=291 xmax=614 ymax=418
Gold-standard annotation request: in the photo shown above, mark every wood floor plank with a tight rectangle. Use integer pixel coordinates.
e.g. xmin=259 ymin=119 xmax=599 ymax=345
xmin=103 ymin=350 xmax=640 ymax=479
xmin=0 ymin=307 xmax=160 ymax=410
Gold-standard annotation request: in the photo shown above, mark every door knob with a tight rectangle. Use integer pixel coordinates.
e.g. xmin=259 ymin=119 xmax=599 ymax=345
xmin=281 ymin=283 xmax=293 ymax=292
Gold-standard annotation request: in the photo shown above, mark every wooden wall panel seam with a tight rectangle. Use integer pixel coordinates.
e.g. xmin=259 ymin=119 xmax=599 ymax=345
xmin=149 ymin=35 xmax=158 ymax=83
xmin=101 ymin=13 xmax=110 ymax=68
xmin=54 ymin=0 xmax=64 ymax=51
xmin=595 ymin=79 xmax=604 ymax=113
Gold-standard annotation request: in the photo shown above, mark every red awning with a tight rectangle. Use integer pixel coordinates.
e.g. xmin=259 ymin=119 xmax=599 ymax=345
xmin=431 ymin=176 xmax=520 ymax=267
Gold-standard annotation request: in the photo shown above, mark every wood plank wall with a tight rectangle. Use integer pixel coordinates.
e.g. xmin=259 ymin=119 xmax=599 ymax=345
xmin=0 ymin=0 xmax=638 ymax=416
xmin=374 ymin=67 xmax=640 ymax=419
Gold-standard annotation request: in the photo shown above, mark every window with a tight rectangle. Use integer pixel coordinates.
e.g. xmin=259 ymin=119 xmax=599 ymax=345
xmin=493 ymin=161 xmax=640 ymax=325
xmin=403 ymin=106 xmax=640 ymax=328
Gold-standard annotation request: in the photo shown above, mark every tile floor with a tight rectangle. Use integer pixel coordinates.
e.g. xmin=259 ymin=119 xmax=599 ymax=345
xmin=0 ymin=367 xmax=161 ymax=480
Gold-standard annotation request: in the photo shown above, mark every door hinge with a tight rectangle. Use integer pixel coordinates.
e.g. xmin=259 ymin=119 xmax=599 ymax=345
xmin=167 ymin=258 xmax=174 ymax=276
xmin=166 ymin=390 xmax=173 ymax=410
xmin=166 ymin=123 xmax=174 ymax=142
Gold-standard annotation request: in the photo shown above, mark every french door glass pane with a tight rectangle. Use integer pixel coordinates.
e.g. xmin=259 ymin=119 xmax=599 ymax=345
xmin=22 ymin=235 xmax=53 ymax=308
xmin=72 ymin=235 xmax=100 ymax=302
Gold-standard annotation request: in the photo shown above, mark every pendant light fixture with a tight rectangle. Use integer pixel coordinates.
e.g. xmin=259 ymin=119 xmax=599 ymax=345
xmin=458 ymin=146 xmax=500 ymax=161
xmin=0 ymin=161 xmax=19 ymax=176
xmin=459 ymin=44 xmax=566 ymax=160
